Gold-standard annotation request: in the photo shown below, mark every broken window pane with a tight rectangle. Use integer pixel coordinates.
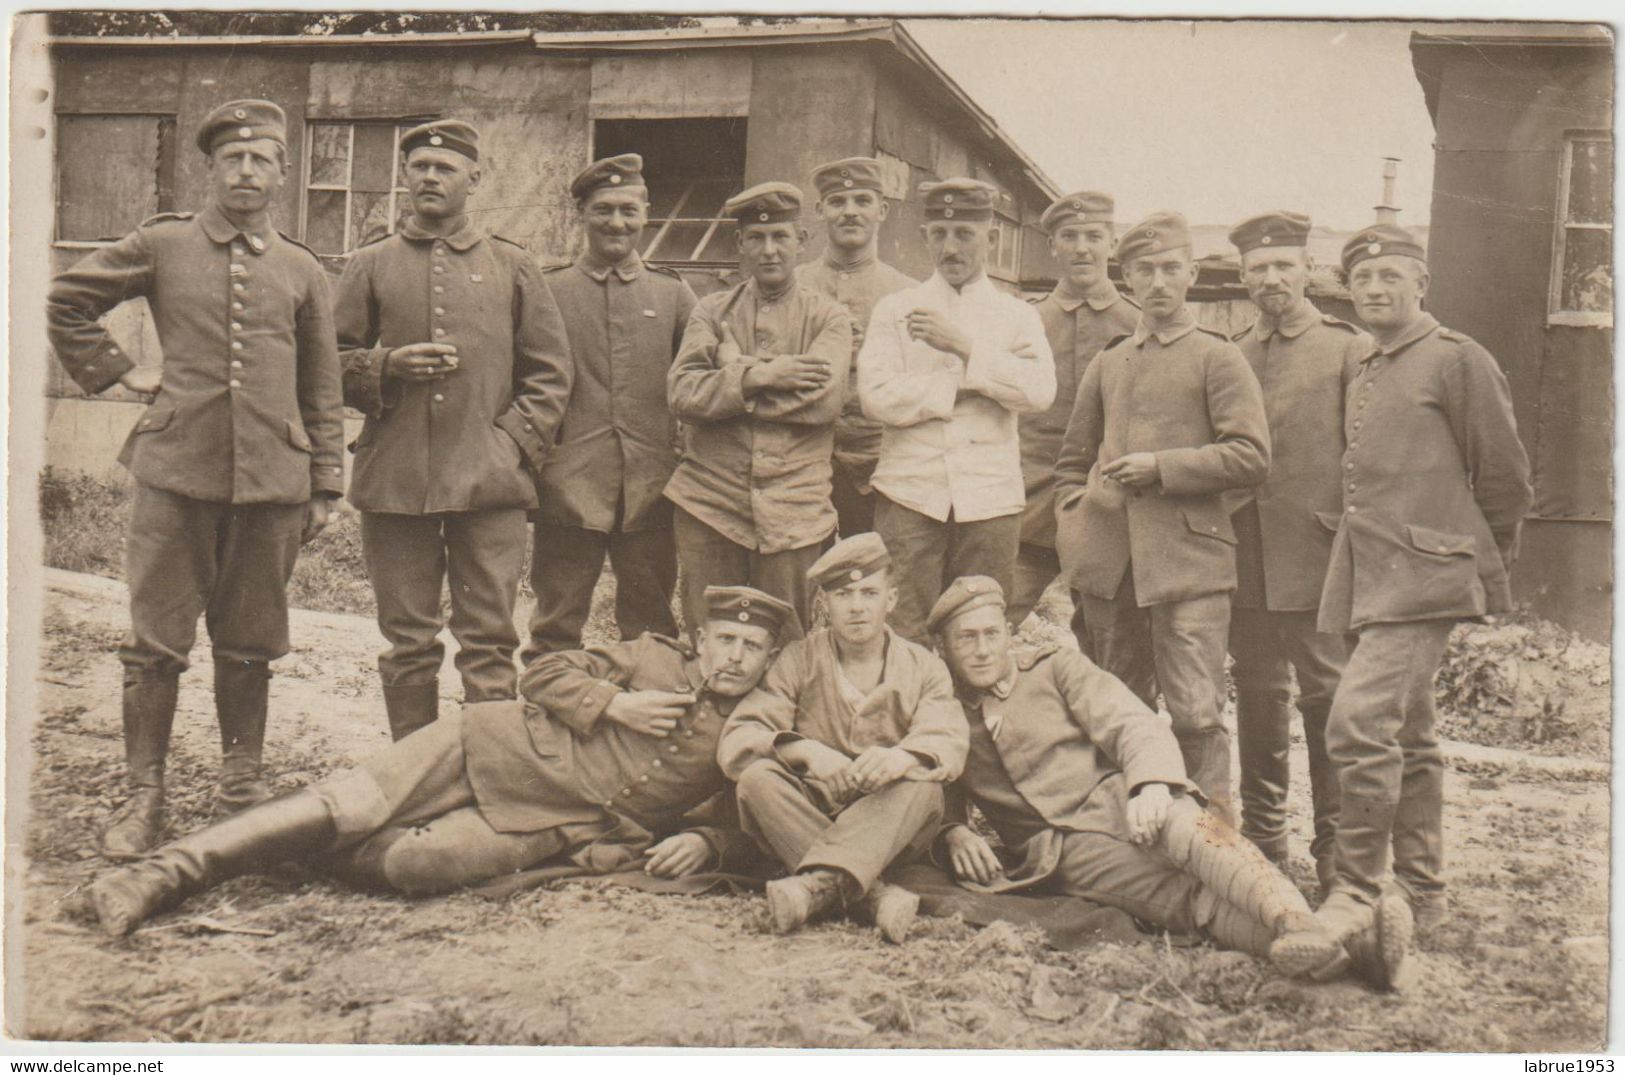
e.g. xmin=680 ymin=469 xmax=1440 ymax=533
xmin=1567 ymin=139 xmax=1612 ymax=226
xmin=1559 ymin=227 xmax=1612 ymax=314
xmin=305 ymin=189 xmax=347 ymax=255
xmin=309 ymin=124 xmax=350 ymax=187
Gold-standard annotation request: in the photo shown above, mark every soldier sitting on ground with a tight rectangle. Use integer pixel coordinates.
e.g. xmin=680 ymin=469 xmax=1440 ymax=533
xmin=717 ymin=533 xmax=969 ymax=944
xmin=930 ymin=576 xmax=1407 ymax=989
xmin=89 ymin=587 xmax=795 ymax=936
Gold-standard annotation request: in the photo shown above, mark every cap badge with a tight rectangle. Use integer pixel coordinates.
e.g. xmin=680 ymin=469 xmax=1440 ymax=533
xmin=238 ymin=126 xmax=253 ymax=138
xmin=943 ymin=194 xmax=954 ymax=204
xmin=758 ymin=212 xmax=769 ymax=222
xmin=1144 ymin=229 xmax=1156 ymax=238
xmin=840 ymin=169 xmax=850 ymax=177
xmin=233 ymin=108 xmax=247 ymax=120
xmin=429 ymin=135 xmax=443 ymax=146
xmin=943 ymin=208 xmax=954 ymax=218
xmin=1072 ymin=201 xmax=1082 ymax=210
xmin=1366 ymin=232 xmax=1377 ymax=242
xmin=1261 ymin=235 xmax=1273 ymax=245
xmin=609 ymin=174 xmax=622 ymax=185
xmin=842 ymin=179 xmax=853 ymax=188
xmin=740 ymin=597 xmax=751 ymax=607
xmin=737 ymin=612 xmax=749 ymax=622
xmin=1368 ymin=243 xmax=1382 ymax=255
xmin=848 ymin=569 xmax=863 ymax=581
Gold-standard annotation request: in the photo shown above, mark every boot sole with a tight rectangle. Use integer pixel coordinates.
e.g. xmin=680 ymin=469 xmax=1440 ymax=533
xmin=1269 ymin=930 xmax=1344 ymax=978
xmin=1371 ymin=894 xmax=1415 ymax=991
xmin=765 ymin=880 xmax=810 ymax=935
xmin=89 ymin=878 xmax=141 ymax=936
xmin=870 ymin=888 xmax=920 ymax=945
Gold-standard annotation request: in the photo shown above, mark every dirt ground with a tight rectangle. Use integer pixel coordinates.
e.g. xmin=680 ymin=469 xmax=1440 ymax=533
xmin=9 ymin=569 xmax=1611 ymax=1049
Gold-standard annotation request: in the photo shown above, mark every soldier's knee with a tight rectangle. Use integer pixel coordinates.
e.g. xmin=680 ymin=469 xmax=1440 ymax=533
xmin=736 ymin=758 xmax=793 ymax=803
xmin=379 ymin=830 xmax=484 ymax=897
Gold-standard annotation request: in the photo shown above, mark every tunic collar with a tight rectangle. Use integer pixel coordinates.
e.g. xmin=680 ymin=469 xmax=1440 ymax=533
xmin=577 ymin=249 xmax=644 ymax=283
xmin=198 ymin=204 xmax=274 ymax=255
xmin=822 ymin=247 xmax=875 ymax=274
xmin=926 ymin=270 xmax=997 ymax=302
xmin=397 ymin=216 xmax=484 ymax=251
xmin=1362 ymin=311 xmax=1440 ymax=361
xmin=1131 ymin=304 xmax=1200 ymax=347
xmin=747 ymin=275 xmax=796 ymax=305
xmin=1256 ymin=297 xmax=1319 ymax=341
xmin=1051 ymin=277 xmax=1122 ymax=314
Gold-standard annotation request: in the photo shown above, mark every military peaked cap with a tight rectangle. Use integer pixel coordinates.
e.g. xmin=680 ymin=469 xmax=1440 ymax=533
xmin=1040 ymin=191 xmax=1115 ymax=234
xmin=571 ymin=154 xmax=645 ymax=200
xmin=926 ymin=575 xmax=1007 ymax=635
xmin=1341 ymin=223 xmax=1426 ymax=272
xmin=723 ymin=182 xmax=803 ymax=224
xmin=806 ymin=533 xmax=891 ymax=592
xmin=400 ymin=120 xmax=480 ymax=163
xmin=704 ymin=585 xmax=795 ymax=640
xmin=1228 ymin=210 xmax=1312 ymax=254
xmin=920 ymin=178 xmax=998 ymax=221
xmin=1115 ymin=210 xmax=1192 ymax=265
xmin=812 ymin=157 xmax=885 ymax=198
xmin=196 ymin=99 xmax=287 ymax=154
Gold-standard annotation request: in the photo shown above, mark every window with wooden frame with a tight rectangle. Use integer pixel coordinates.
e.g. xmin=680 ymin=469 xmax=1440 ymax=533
xmin=592 ymin=117 xmax=747 ymax=265
xmin=55 ymin=113 xmax=177 ymax=243
xmin=302 ymin=120 xmax=431 ymax=261
xmin=1549 ymin=130 xmax=1612 ymax=327
xmin=990 ymin=209 xmax=1023 ymax=281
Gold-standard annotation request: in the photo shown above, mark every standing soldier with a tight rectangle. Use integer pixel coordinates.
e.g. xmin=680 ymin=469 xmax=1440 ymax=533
xmin=524 ymin=154 xmax=697 ymax=658
xmin=46 ymin=100 xmax=345 ymax=857
xmin=1314 ymin=225 xmax=1532 ymax=952
xmin=1010 ymin=191 xmax=1138 ymax=630
xmin=336 ymin=120 xmax=572 ymax=740
xmin=1225 ymin=211 xmax=1367 ymax=893
xmin=859 ymin=179 xmax=1055 ymax=644
xmin=1052 ymin=211 xmax=1270 ymax=825
xmin=798 ymin=157 xmax=917 ymax=536
xmin=664 ymin=182 xmax=851 ymax=639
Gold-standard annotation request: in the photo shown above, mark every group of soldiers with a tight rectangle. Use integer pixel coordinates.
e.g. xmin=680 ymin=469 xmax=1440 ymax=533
xmin=51 ymin=99 xmax=1533 ymax=993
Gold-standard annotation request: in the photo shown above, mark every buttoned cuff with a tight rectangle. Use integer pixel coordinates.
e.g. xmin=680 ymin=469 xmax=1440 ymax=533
xmin=69 ymin=337 xmax=136 ymax=396
xmin=310 ymin=463 xmax=346 ymax=498
xmin=1151 ymin=449 xmax=1199 ymax=495
xmin=732 ymin=361 xmax=759 ymax=416
xmin=342 ymin=346 xmax=396 ymax=418
xmin=496 ymin=409 xmax=550 ymax=477
xmin=562 ymin=679 xmax=622 ymax=735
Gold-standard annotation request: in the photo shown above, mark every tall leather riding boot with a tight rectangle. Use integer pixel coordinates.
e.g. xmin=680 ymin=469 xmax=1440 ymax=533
xmin=1298 ymin=699 xmax=1341 ymax=895
xmin=1158 ymin=802 xmax=1341 ymax=977
xmin=1235 ymin=689 xmax=1291 ymax=861
xmin=101 ymin=672 xmax=180 ymax=861
xmin=1389 ymin=766 xmax=1446 ymax=934
xmin=90 ymin=789 xmax=336 ymax=936
xmin=382 ymin=680 xmax=439 ymax=742
xmin=1176 ymin=727 xmax=1236 ymax=829
xmin=215 ymin=659 xmax=273 ymax=814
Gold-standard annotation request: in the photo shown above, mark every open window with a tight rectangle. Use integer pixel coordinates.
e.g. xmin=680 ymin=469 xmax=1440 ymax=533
xmin=1549 ymin=131 xmax=1612 ymax=327
xmin=302 ymin=119 xmax=431 ymax=263
xmin=55 ymin=114 xmax=177 ymax=243
xmin=592 ymin=117 xmax=747 ymax=266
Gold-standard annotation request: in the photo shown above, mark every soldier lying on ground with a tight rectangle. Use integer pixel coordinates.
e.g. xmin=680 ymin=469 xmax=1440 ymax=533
xmin=90 ymin=586 xmax=795 ymax=935
xmin=717 ymin=533 xmax=970 ymax=944
xmin=929 ymin=575 xmax=1410 ymax=989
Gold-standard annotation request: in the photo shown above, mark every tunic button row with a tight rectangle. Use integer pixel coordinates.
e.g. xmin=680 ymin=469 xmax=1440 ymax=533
xmin=434 ymin=328 xmax=447 ymax=338
xmin=433 ymin=285 xmax=444 ymax=295
xmin=433 ymin=265 xmax=445 ymax=275
xmin=434 ymin=307 xmax=445 ymax=316
xmin=233 ymin=283 xmax=246 ymax=293
xmin=434 ymin=245 xmax=446 ymax=256
xmin=233 ymin=301 xmax=244 ymax=312
xmin=229 ymin=379 xmax=241 ymax=388
xmin=667 ymin=744 xmax=679 ymax=754
xmin=231 ymin=360 xmax=243 ymax=370
xmin=433 ymin=393 xmax=446 ymax=403
xmin=231 ymin=322 xmax=243 ymax=332
xmin=652 ymin=760 xmax=663 ymax=769
xmin=231 ymin=341 xmax=243 ymax=351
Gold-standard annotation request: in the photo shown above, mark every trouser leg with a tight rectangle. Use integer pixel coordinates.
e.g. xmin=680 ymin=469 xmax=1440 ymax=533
xmin=1052 ymin=827 xmax=1205 ymax=933
xmin=749 ymin=542 xmax=823 ymax=642
xmin=1228 ymin=607 xmax=1292 ymax=860
xmin=1007 ymin=543 xmax=1061 ymax=630
xmin=202 ymin=499 xmax=305 ymax=665
xmin=361 ymin=512 xmax=448 ymax=688
xmin=1324 ymin=620 xmax=1451 ymax=902
xmin=1151 ymin=592 xmax=1233 ymax=822
xmin=1391 ymin=655 xmax=1448 ymax=909
xmin=1077 ymin=573 xmax=1157 ymax=709
xmin=340 ymin=807 xmax=570 ymax=896
xmin=607 ymin=525 xmax=680 ymax=642
xmin=735 ymin=758 xmax=841 ymax=871
xmin=873 ymin=496 xmax=949 ymax=646
xmin=1281 ymin=615 xmax=1352 ymax=884
xmin=523 ymin=522 xmax=610 ymax=663
xmin=946 ymin=512 xmax=1021 ymax=614
xmin=830 ymin=457 xmax=877 ymax=537
xmin=443 ymin=509 xmax=527 ymax=702
xmin=672 ymin=506 xmax=751 ymax=644
xmin=797 ymin=780 xmax=944 ymax=894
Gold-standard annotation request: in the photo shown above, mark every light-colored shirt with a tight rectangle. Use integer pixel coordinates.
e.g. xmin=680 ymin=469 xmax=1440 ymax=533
xmin=858 ymin=272 xmax=1056 ymax=523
